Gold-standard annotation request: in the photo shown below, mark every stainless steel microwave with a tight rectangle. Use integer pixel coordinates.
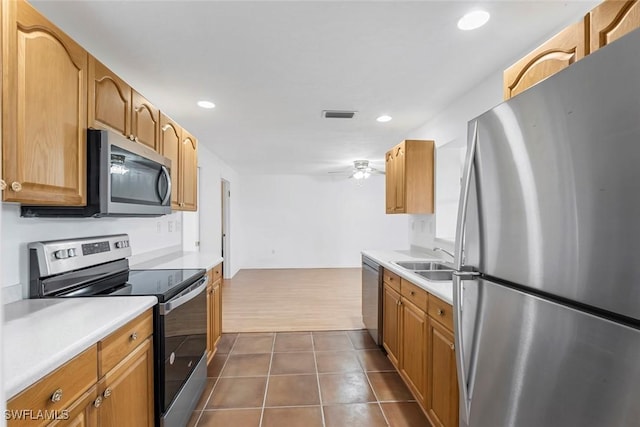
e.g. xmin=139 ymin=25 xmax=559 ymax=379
xmin=21 ymin=129 xmax=172 ymax=217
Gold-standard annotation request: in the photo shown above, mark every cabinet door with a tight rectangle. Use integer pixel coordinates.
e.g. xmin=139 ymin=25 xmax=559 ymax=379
xmin=160 ymin=113 xmax=181 ymax=210
xmin=385 ymin=150 xmax=395 ymax=214
xmin=48 ymin=386 xmax=98 ymax=427
xmin=2 ymin=0 xmax=87 ymax=205
xmin=400 ymin=299 xmax=427 ymax=403
xmin=393 ymin=144 xmax=406 ymax=212
xmin=503 ymin=19 xmax=586 ymax=100
xmin=382 ymin=284 xmax=401 ymax=367
xmin=180 ymin=130 xmax=198 ymax=211
xmin=88 ymin=55 xmax=130 ymax=137
xmin=97 ymin=337 xmax=154 ymax=427
xmin=426 ymin=319 xmax=458 ymax=427
xmin=131 ymin=90 xmax=160 ymax=151
xmin=589 ymin=0 xmax=640 ymax=53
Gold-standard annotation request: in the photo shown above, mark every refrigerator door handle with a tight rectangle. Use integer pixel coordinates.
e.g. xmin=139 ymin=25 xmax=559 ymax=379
xmin=454 ymin=121 xmax=478 ymax=271
xmin=453 ymin=271 xmax=479 ymax=425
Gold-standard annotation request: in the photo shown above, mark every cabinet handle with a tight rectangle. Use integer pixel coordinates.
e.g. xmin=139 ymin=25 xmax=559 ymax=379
xmin=134 ymin=137 xmax=140 ymax=143
xmin=103 ymin=388 xmax=112 ymax=399
xmin=437 ymin=309 xmax=444 ymax=316
xmin=129 ymin=134 xmax=135 ymax=141
xmin=450 ymin=343 xmax=455 ymax=350
xmin=50 ymin=388 xmax=63 ymax=403
xmin=130 ymin=332 xmax=138 ymax=341
xmin=11 ymin=182 xmax=22 ymax=192
xmin=93 ymin=396 xmax=103 ymax=408
xmin=0 ymin=179 xmax=6 ymax=191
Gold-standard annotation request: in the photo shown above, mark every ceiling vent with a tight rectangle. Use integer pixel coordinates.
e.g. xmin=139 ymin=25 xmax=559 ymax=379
xmin=322 ymin=110 xmax=357 ymax=119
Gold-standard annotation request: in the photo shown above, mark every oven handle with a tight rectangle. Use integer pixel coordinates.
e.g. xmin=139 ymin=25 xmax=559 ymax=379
xmin=159 ymin=275 xmax=208 ymax=315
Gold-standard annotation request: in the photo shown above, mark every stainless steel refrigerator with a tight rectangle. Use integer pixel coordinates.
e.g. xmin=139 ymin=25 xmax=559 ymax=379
xmin=453 ymin=28 xmax=640 ymax=427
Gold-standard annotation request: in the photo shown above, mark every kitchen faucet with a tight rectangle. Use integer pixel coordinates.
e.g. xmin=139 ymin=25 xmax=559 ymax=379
xmin=434 ymin=247 xmax=455 ymax=260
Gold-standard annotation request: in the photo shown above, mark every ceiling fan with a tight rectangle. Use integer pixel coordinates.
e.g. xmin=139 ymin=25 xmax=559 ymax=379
xmin=328 ymin=160 xmax=385 ymax=180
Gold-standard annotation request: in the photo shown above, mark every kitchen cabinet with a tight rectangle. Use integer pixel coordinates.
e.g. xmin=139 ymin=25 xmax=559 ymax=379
xmin=385 ymin=140 xmax=434 ymax=214
xmin=2 ymin=0 xmax=87 ymax=205
xmin=503 ymin=19 xmax=587 ymax=100
xmin=380 ymin=269 xmax=458 ymax=426
xmin=589 ymin=0 xmax=640 ymax=53
xmin=6 ymin=309 xmax=154 ymax=427
xmin=160 ymin=113 xmax=198 ymax=211
xmin=89 ymin=57 xmax=160 ymax=151
xmin=426 ymin=316 xmax=458 ymax=427
xmin=207 ymin=263 xmax=223 ymax=363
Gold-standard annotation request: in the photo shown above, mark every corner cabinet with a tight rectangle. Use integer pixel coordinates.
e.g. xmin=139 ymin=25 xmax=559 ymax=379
xmin=206 ymin=263 xmax=223 ymax=363
xmin=385 ymin=140 xmax=434 ymax=214
xmin=2 ymin=0 xmax=87 ymax=205
xmin=7 ymin=309 xmax=154 ymax=427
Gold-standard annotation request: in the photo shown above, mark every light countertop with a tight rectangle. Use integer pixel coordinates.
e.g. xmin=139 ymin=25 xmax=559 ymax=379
xmin=130 ymin=251 xmax=223 ymax=271
xmin=3 ymin=296 xmax=157 ymax=399
xmin=361 ymin=249 xmax=454 ymax=304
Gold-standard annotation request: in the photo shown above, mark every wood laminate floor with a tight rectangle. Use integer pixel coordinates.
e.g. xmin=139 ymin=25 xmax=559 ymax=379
xmin=222 ymin=268 xmax=364 ymax=333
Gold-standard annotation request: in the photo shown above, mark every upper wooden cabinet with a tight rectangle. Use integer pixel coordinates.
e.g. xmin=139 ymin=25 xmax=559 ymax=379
xmin=589 ymin=0 xmax=640 ymax=53
xmin=385 ymin=140 xmax=434 ymax=214
xmin=2 ymin=0 xmax=87 ymax=205
xmin=88 ymin=57 xmax=160 ymax=151
xmin=160 ymin=113 xmax=197 ymax=211
xmin=503 ymin=20 xmax=587 ymax=100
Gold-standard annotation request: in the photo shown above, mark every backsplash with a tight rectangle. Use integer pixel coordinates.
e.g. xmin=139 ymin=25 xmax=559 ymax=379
xmin=1 ymin=203 xmax=183 ymax=303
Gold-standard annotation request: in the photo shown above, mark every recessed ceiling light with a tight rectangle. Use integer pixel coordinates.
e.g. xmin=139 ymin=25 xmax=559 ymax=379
xmin=376 ymin=115 xmax=392 ymax=123
xmin=457 ymin=10 xmax=490 ymax=31
xmin=197 ymin=100 xmax=216 ymax=109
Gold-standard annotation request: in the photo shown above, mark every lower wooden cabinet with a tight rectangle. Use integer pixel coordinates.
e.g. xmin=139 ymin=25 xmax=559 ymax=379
xmin=381 ymin=269 xmax=459 ymax=427
xmin=207 ymin=263 xmax=223 ymax=363
xmin=7 ymin=309 xmax=154 ymax=427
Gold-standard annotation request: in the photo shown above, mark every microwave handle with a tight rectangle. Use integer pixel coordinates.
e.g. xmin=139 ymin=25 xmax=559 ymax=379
xmin=158 ymin=166 xmax=172 ymax=205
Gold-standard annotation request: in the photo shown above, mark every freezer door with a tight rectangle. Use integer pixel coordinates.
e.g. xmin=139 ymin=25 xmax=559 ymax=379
xmin=464 ymin=28 xmax=640 ymax=320
xmin=459 ymin=277 xmax=640 ymax=427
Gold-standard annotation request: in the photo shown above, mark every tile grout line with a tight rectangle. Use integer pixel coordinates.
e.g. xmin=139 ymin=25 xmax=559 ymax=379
xmin=258 ymin=333 xmax=277 ymax=427
xmin=363 ymin=370 xmax=392 ymax=427
xmin=193 ymin=334 xmax=239 ymax=427
xmin=311 ymin=333 xmax=327 ymax=427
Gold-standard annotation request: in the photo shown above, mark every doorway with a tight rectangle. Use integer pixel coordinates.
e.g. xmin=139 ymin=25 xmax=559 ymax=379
xmin=221 ymin=179 xmax=231 ymax=278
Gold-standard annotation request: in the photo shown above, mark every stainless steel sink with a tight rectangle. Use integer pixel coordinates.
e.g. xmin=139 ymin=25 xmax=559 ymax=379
xmin=416 ymin=270 xmax=453 ymax=281
xmin=395 ymin=261 xmax=452 ymax=271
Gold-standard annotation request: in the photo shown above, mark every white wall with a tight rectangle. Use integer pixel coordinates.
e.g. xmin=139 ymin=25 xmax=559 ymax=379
xmin=195 ymin=145 xmax=241 ymax=277
xmin=237 ymin=174 xmax=409 ymax=269
xmin=1 ymin=204 xmax=183 ymax=302
xmin=406 ymin=72 xmax=504 ymax=250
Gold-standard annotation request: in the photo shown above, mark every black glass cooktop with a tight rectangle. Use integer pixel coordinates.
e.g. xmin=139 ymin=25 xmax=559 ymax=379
xmin=107 ymin=269 xmax=206 ymax=302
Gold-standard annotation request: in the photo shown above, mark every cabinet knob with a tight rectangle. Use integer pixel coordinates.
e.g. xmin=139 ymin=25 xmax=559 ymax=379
xmin=11 ymin=181 xmax=22 ymax=192
xmin=450 ymin=343 xmax=455 ymax=350
xmin=50 ymin=388 xmax=63 ymax=403
xmin=129 ymin=134 xmax=135 ymax=141
xmin=134 ymin=137 xmax=140 ymax=143
xmin=103 ymin=388 xmax=112 ymax=398
xmin=94 ymin=396 xmax=103 ymax=408
xmin=437 ymin=309 xmax=444 ymax=316
xmin=130 ymin=332 xmax=138 ymax=341
xmin=0 ymin=179 xmax=6 ymax=191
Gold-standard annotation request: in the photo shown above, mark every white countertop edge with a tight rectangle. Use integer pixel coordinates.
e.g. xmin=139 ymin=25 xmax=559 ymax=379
xmin=361 ymin=249 xmax=454 ymax=304
xmin=130 ymin=251 xmax=223 ymax=271
xmin=4 ymin=296 xmax=157 ymax=398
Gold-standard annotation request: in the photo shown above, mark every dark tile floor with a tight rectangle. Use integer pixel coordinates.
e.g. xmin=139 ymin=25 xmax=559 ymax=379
xmin=188 ymin=330 xmax=431 ymax=427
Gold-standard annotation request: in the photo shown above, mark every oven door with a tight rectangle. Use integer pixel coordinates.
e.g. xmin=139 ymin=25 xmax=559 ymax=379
xmin=158 ymin=276 xmax=207 ymax=414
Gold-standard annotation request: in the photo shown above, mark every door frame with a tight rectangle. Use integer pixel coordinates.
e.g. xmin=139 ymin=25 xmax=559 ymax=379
xmin=221 ymin=179 xmax=231 ymax=279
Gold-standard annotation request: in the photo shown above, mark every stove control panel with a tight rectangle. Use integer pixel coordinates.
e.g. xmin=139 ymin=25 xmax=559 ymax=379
xmin=29 ymin=234 xmax=132 ymax=277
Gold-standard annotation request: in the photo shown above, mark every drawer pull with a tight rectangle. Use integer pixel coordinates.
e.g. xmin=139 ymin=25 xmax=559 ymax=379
xmin=50 ymin=389 xmax=63 ymax=403
xmin=130 ymin=332 xmax=138 ymax=341
xmin=11 ymin=181 xmax=22 ymax=192
xmin=437 ymin=309 xmax=445 ymax=316
xmin=94 ymin=396 xmax=103 ymax=408
xmin=103 ymin=388 xmax=112 ymax=398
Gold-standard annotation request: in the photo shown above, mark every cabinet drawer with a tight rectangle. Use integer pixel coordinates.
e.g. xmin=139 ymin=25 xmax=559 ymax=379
xmin=383 ymin=269 xmax=401 ymax=293
xmin=212 ymin=263 xmax=222 ymax=282
xmin=428 ymin=295 xmax=454 ymax=331
xmin=401 ymin=279 xmax=428 ymax=312
xmin=99 ymin=309 xmax=153 ymax=376
xmin=7 ymin=346 xmax=97 ymax=427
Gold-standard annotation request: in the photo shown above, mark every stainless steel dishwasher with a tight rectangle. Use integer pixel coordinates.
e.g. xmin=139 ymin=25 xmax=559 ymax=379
xmin=362 ymin=255 xmax=383 ymax=345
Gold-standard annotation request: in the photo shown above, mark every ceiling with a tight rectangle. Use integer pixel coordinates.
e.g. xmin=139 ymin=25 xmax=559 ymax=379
xmin=31 ymin=0 xmax=599 ymax=175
